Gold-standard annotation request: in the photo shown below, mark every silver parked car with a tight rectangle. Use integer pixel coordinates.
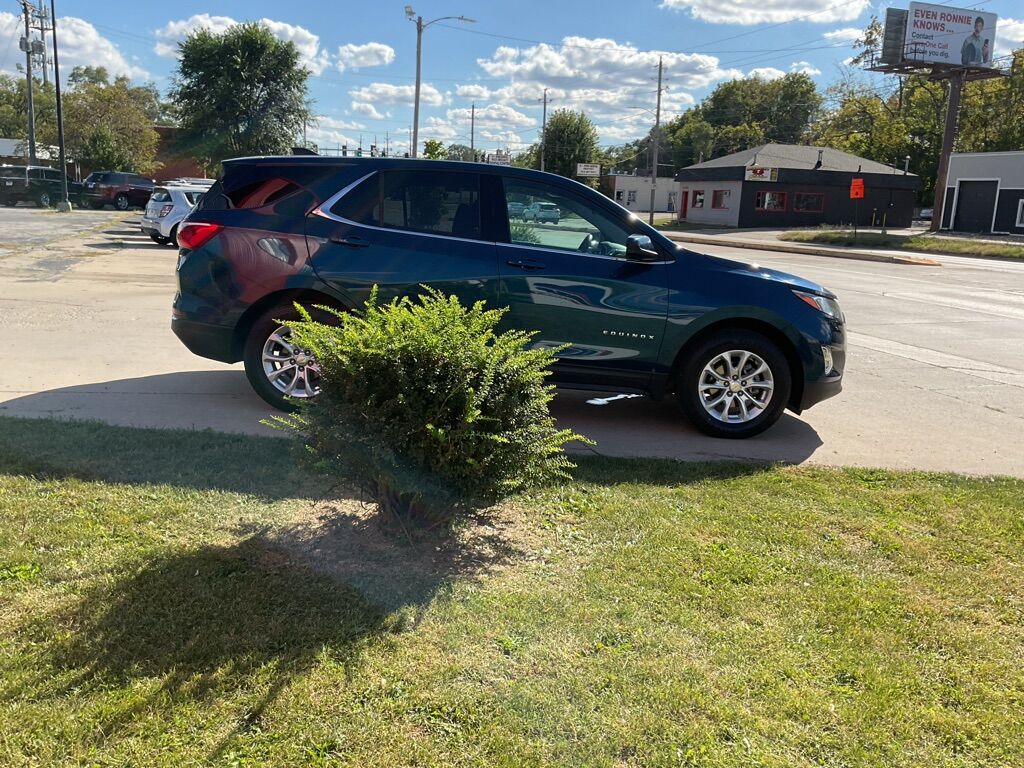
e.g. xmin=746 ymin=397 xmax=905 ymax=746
xmin=522 ymin=201 xmax=560 ymax=224
xmin=140 ymin=180 xmax=214 ymax=246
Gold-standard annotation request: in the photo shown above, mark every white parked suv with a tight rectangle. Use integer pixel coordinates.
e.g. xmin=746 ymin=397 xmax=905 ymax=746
xmin=522 ymin=201 xmax=560 ymax=224
xmin=140 ymin=179 xmax=214 ymax=246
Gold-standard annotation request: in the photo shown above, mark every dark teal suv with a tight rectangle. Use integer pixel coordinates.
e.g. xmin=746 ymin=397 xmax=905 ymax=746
xmin=172 ymin=157 xmax=845 ymax=438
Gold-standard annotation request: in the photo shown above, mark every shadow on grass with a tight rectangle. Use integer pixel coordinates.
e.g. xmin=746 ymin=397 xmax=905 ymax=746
xmin=0 ymin=415 xmax=311 ymax=500
xmin=39 ymin=536 xmax=392 ymax=761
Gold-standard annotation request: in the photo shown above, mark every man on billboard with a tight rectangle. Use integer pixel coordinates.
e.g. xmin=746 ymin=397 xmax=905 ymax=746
xmin=961 ymin=16 xmax=989 ymax=65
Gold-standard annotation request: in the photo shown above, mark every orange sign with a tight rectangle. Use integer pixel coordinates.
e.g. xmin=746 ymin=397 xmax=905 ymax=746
xmin=850 ymin=178 xmax=865 ymax=199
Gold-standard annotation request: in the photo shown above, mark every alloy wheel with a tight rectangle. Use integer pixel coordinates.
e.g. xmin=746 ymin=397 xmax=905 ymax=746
xmin=261 ymin=325 xmax=321 ymax=399
xmin=698 ymin=349 xmax=774 ymax=424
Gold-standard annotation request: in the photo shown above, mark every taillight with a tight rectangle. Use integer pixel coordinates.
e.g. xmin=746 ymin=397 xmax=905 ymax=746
xmin=159 ymin=204 xmax=174 ymax=217
xmin=176 ymin=222 xmax=223 ymax=250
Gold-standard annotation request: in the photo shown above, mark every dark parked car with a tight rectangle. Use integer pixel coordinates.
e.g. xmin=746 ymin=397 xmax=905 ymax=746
xmin=0 ymin=164 xmax=83 ymax=208
xmin=82 ymin=171 xmax=156 ymax=210
xmin=172 ymin=157 xmax=845 ymax=438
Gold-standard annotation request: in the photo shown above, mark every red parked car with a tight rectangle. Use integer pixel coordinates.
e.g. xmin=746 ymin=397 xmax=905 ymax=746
xmin=81 ymin=171 xmax=156 ymax=210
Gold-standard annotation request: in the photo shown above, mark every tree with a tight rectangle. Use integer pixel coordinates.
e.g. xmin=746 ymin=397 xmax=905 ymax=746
xmin=539 ymin=109 xmax=600 ymax=180
xmin=67 ymin=66 xmax=110 ymax=89
xmin=422 ymin=139 xmax=446 ymax=159
xmin=446 ymin=143 xmax=484 ymax=162
xmin=170 ymin=23 xmax=312 ymax=172
xmin=62 ymin=76 xmax=160 ymax=174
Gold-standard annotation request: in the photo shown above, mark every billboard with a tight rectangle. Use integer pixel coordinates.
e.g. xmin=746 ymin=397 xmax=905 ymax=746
xmin=576 ymin=163 xmax=601 ymax=177
xmin=744 ymin=166 xmax=778 ymax=182
xmin=906 ymin=3 xmax=998 ymax=67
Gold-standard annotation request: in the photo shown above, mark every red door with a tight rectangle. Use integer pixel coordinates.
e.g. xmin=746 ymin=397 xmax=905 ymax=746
xmin=679 ymin=189 xmax=688 ymax=219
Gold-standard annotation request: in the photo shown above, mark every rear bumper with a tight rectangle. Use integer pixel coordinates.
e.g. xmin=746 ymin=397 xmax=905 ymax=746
xmin=141 ymin=217 xmax=171 ymax=238
xmin=171 ymin=316 xmax=239 ymax=364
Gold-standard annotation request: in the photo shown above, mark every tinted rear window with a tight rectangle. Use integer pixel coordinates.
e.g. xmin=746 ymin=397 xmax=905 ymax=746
xmin=150 ymin=189 xmax=170 ymax=202
xmin=331 ymin=170 xmax=481 ymax=239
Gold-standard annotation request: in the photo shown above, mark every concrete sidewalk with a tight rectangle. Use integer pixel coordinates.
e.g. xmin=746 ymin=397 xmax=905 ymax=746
xmin=662 ymin=228 xmax=942 ymax=266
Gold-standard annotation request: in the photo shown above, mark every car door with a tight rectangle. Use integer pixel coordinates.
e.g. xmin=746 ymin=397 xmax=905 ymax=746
xmin=496 ymin=176 xmax=670 ymax=390
xmin=304 ymin=167 xmax=499 ymax=311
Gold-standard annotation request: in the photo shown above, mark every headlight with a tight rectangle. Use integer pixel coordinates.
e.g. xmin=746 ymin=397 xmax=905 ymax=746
xmin=793 ymin=290 xmax=843 ymax=322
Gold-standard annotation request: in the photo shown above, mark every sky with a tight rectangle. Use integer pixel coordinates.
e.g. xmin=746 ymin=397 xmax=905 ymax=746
xmin=1 ymin=0 xmax=1022 ymax=157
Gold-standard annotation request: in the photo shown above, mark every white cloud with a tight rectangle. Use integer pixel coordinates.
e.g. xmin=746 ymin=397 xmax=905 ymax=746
xmin=747 ymin=67 xmax=786 ymax=80
xmin=824 ymin=27 xmax=863 ymax=43
xmin=480 ymin=130 xmax=522 ymax=145
xmin=154 ymin=14 xmax=331 ymax=75
xmin=659 ymin=0 xmax=871 ymax=25
xmin=350 ymin=82 xmax=443 ymax=108
xmin=422 ymin=117 xmax=461 ymax=142
xmin=0 ymin=12 xmax=147 ymax=80
xmin=447 ymin=103 xmax=536 ymax=129
xmin=337 ymin=42 xmax=395 ymax=72
xmin=351 ymin=101 xmax=387 ymax=120
xmin=455 ymin=83 xmax=492 ymax=100
xmin=790 ymin=60 xmax=822 ymax=76
xmin=317 ymin=116 xmax=366 ymax=132
xmin=996 ymin=18 xmax=1024 ymax=57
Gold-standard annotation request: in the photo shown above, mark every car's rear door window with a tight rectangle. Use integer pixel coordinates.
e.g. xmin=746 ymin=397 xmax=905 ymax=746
xmin=331 ymin=170 xmax=481 ymax=240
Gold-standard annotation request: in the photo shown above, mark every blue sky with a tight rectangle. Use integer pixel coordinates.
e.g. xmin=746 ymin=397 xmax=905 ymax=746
xmin=2 ymin=0 xmax=1022 ymax=157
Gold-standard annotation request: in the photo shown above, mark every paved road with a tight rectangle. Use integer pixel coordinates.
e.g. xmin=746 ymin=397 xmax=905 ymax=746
xmin=1 ymin=207 xmax=1021 ymax=477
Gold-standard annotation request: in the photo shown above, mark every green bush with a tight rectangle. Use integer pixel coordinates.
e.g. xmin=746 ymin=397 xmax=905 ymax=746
xmin=274 ymin=288 xmax=589 ymax=525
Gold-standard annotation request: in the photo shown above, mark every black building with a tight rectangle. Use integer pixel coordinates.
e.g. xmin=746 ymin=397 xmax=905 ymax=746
xmin=674 ymin=144 xmax=920 ymax=229
xmin=940 ymin=151 xmax=1024 ymax=234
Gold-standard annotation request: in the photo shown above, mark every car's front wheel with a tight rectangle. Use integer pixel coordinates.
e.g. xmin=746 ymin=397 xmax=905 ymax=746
xmin=243 ymin=303 xmax=328 ymax=411
xmin=676 ymin=330 xmax=791 ymax=439
xmin=37 ymin=192 xmax=52 ymax=208
xmin=114 ymin=193 xmax=130 ymax=210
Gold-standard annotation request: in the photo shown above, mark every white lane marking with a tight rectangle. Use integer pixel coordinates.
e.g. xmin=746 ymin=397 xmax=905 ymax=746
xmin=882 ymin=290 xmax=1024 ymax=321
xmin=849 ymin=332 xmax=1024 ymax=388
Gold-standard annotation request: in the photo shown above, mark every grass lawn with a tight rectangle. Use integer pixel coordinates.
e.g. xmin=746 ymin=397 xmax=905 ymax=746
xmin=1 ymin=417 xmax=1022 ymax=767
xmin=779 ymin=230 xmax=1024 ymax=259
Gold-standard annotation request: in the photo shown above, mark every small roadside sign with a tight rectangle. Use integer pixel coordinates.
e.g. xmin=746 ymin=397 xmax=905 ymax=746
xmin=576 ymin=163 xmax=601 ymax=177
xmin=850 ymin=178 xmax=865 ymax=199
xmin=486 ymin=154 xmax=510 ymax=166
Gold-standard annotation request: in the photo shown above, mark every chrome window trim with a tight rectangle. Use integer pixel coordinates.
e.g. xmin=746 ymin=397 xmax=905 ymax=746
xmin=499 ymin=240 xmax=674 ymax=266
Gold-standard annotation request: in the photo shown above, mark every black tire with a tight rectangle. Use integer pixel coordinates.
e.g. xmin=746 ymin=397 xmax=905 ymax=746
xmin=37 ymin=192 xmax=52 ymax=208
xmin=149 ymin=233 xmax=168 ymax=245
xmin=243 ymin=302 xmax=335 ymax=411
xmin=90 ymin=201 xmax=105 ymax=210
xmin=1 ymin=199 xmax=15 ymax=207
xmin=114 ymin=193 xmax=130 ymax=211
xmin=676 ymin=330 xmax=791 ymax=439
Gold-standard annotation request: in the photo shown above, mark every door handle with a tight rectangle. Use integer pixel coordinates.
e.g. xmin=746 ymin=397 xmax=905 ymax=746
xmin=329 ymin=235 xmax=370 ymax=248
xmin=506 ymin=258 xmax=545 ymax=271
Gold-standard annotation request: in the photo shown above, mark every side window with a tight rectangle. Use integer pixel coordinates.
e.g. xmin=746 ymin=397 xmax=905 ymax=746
xmin=503 ymin=179 xmax=630 ymax=257
xmin=330 ymin=170 xmax=481 ymax=239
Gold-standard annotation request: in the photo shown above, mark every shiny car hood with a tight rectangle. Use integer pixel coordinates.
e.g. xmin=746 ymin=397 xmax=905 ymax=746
xmin=697 ymin=252 xmax=834 ymax=298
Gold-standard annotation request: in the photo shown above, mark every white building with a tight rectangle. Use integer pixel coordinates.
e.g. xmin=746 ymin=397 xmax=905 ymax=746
xmin=601 ymin=174 xmax=681 ymax=213
xmin=939 ymin=151 xmax=1024 ymax=234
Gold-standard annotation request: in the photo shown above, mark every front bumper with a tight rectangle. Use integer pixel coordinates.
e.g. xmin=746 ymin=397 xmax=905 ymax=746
xmin=798 ymin=342 xmax=845 ymax=411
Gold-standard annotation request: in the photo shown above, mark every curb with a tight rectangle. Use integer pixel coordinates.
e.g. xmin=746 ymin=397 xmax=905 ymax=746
xmin=664 ymin=233 xmax=942 ymax=267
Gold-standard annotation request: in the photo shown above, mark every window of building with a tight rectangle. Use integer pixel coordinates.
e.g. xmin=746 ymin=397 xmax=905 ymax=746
xmin=1017 ymin=199 xmax=1024 ymax=227
xmin=754 ymin=191 xmax=787 ymax=211
xmin=692 ymin=190 xmax=705 ymax=209
xmin=711 ymin=190 xmax=730 ymax=209
xmin=793 ymin=192 xmax=824 ymax=213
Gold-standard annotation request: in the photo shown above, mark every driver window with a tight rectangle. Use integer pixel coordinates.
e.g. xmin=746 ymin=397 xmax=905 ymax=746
xmin=503 ymin=179 xmax=630 ymax=258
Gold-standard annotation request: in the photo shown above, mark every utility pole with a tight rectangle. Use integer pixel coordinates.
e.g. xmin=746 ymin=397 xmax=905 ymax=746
xmin=930 ymin=70 xmax=964 ymax=232
xmin=470 ymin=102 xmax=475 ymax=161
xmin=539 ymin=88 xmax=548 ymax=172
xmin=50 ymin=0 xmax=69 ymax=210
xmin=648 ymin=56 xmax=663 ymax=225
xmin=20 ymin=1 xmax=37 ymax=164
xmin=31 ymin=3 xmax=51 ymax=85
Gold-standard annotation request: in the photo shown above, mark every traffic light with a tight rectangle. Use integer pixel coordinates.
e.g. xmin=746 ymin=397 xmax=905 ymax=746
xmin=356 ymin=146 xmax=363 ymax=157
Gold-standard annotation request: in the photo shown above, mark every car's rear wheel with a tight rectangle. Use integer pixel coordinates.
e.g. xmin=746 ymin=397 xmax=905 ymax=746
xmin=167 ymin=223 xmax=179 ymax=247
xmin=115 ymin=193 xmax=129 ymax=210
xmin=676 ymin=330 xmax=791 ymax=439
xmin=37 ymin=192 xmax=52 ymax=208
xmin=244 ymin=303 xmax=332 ymax=411
xmin=90 ymin=201 xmax=104 ymax=210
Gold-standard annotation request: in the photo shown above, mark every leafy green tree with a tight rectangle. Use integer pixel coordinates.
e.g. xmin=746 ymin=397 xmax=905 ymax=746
xmin=539 ymin=109 xmax=600 ymax=180
xmin=422 ymin=139 xmax=446 ymax=159
xmin=171 ymin=23 xmax=312 ymax=172
xmin=62 ymin=77 xmax=160 ymax=174
xmin=0 ymin=74 xmax=56 ymax=150
xmin=67 ymin=66 xmax=111 ymax=89
xmin=446 ymin=142 xmax=484 ymax=161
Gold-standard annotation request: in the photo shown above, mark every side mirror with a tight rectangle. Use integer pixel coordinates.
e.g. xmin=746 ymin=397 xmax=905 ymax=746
xmin=625 ymin=234 xmax=659 ymax=261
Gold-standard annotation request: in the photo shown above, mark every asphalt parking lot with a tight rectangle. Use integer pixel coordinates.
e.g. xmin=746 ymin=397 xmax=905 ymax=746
xmin=1 ymin=206 xmax=1022 ymax=477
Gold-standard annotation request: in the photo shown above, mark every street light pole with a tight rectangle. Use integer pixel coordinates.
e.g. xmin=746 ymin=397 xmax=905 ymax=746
xmin=50 ymin=0 xmax=70 ymax=210
xmin=20 ymin=1 xmax=37 ymax=164
xmin=406 ymin=6 xmax=475 ymax=159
